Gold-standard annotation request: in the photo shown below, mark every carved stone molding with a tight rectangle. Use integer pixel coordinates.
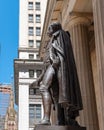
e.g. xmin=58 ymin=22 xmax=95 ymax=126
xmin=65 ymin=12 xmax=93 ymax=29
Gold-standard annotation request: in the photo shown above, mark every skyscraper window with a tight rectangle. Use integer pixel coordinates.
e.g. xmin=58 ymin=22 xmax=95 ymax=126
xmin=29 ymin=70 xmax=34 ymax=78
xmin=35 ymin=2 xmax=40 ymax=10
xmin=36 ymin=54 xmax=40 ymax=59
xmin=29 ymin=88 xmax=40 ymax=95
xmin=29 ymin=104 xmax=41 ymax=126
xmin=29 ymin=88 xmax=35 ymax=95
xmin=28 ymin=40 xmax=34 ymax=47
xmin=36 ymin=27 xmax=41 ymax=36
xmin=36 ymin=40 xmax=41 ymax=48
xmin=36 ymin=14 xmax=41 ymax=23
xmin=29 ymin=27 xmax=34 ymax=36
xmin=28 ymin=2 xmax=33 ymax=10
xmin=29 ymin=54 xmax=34 ymax=59
xmin=36 ymin=70 xmax=42 ymax=77
xmin=29 ymin=14 xmax=34 ymax=22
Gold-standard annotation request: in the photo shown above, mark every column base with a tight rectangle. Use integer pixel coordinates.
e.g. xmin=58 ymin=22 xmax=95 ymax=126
xmin=34 ymin=125 xmax=86 ymax=130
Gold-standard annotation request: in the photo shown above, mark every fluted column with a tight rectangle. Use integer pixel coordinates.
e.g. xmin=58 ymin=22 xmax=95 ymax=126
xmin=92 ymin=1 xmax=104 ymax=130
xmin=67 ymin=16 xmax=99 ymax=130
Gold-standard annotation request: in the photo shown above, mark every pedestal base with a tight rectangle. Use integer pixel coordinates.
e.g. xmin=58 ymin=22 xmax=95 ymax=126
xmin=35 ymin=125 xmax=86 ymax=130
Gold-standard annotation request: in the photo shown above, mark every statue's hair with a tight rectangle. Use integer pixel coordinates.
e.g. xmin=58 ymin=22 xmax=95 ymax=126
xmin=49 ymin=22 xmax=62 ymax=31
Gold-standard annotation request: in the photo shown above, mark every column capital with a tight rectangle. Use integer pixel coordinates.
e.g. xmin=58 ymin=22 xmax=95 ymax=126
xmin=67 ymin=12 xmax=93 ymax=28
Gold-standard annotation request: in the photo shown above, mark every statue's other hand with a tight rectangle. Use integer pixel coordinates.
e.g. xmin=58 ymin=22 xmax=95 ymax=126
xmin=52 ymin=57 xmax=60 ymax=68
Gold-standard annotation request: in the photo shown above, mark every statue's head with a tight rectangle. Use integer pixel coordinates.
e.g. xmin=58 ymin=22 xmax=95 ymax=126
xmin=47 ymin=22 xmax=62 ymax=37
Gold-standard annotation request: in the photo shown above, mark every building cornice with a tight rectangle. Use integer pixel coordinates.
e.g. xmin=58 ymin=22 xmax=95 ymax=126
xmin=18 ymin=47 xmax=39 ymax=53
xmin=14 ymin=59 xmax=43 ymax=105
xmin=66 ymin=12 xmax=93 ymax=29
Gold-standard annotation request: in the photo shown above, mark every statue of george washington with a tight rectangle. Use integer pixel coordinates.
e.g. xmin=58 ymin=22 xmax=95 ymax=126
xmin=30 ymin=22 xmax=83 ymax=126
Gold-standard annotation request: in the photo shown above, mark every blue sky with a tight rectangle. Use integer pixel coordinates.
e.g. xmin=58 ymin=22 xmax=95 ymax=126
xmin=0 ymin=0 xmax=19 ymax=83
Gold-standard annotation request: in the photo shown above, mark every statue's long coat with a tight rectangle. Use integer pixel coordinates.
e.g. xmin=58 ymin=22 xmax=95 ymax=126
xmin=52 ymin=30 xmax=83 ymax=111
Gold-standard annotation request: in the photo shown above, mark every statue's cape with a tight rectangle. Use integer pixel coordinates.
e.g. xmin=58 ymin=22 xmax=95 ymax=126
xmin=52 ymin=30 xmax=83 ymax=111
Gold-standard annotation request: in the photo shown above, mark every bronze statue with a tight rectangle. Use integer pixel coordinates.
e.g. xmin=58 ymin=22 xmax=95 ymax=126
xmin=30 ymin=22 xmax=83 ymax=126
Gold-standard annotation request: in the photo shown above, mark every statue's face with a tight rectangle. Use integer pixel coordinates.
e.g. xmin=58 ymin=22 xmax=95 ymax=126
xmin=47 ymin=22 xmax=62 ymax=37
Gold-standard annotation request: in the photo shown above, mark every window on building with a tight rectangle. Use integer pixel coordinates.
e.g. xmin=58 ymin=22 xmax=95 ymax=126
xmin=36 ymin=70 xmax=42 ymax=77
xmin=29 ymin=27 xmax=34 ymax=36
xmin=29 ymin=88 xmax=35 ymax=95
xmin=29 ymin=54 xmax=34 ymax=59
xmin=29 ymin=104 xmax=35 ymax=126
xmin=36 ymin=14 xmax=41 ymax=23
xmin=29 ymin=88 xmax=40 ymax=95
xmin=28 ymin=2 xmax=33 ymax=10
xmin=29 ymin=104 xmax=41 ymax=127
xmin=36 ymin=27 xmax=41 ymax=36
xmin=28 ymin=40 xmax=34 ymax=47
xmin=35 ymin=88 xmax=40 ymax=95
xmin=36 ymin=104 xmax=41 ymax=119
xmin=36 ymin=54 xmax=40 ymax=59
xmin=29 ymin=14 xmax=34 ymax=22
xmin=36 ymin=40 xmax=41 ymax=48
xmin=35 ymin=2 xmax=40 ymax=10
xmin=29 ymin=70 xmax=34 ymax=78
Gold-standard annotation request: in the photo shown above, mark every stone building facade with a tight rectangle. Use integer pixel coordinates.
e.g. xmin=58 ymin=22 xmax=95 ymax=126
xmin=40 ymin=0 xmax=104 ymax=130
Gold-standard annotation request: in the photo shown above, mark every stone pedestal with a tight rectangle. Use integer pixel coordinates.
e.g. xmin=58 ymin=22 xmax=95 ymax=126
xmin=35 ymin=125 xmax=86 ymax=130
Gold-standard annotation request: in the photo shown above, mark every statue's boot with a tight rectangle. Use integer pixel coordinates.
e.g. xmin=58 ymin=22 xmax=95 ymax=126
xmin=38 ymin=86 xmax=52 ymax=125
xmin=63 ymin=105 xmax=80 ymax=126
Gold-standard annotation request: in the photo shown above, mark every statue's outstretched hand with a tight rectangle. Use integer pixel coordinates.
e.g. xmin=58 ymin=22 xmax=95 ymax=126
xmin=29 ymin=70 xmax=44 ymax=88
xmin=29 ymin=80 xmax=39 ymax=88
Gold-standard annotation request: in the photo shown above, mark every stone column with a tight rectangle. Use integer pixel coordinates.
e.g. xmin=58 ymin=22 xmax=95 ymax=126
xmin=19 ymin=84 xmax=29 ymax=130
xmin=67 ymin=16 xmax=99 ymax=130
xmin=92 ymin=1 xmax=104 ymax=130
